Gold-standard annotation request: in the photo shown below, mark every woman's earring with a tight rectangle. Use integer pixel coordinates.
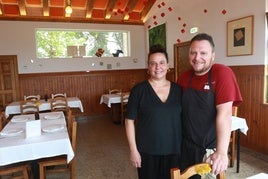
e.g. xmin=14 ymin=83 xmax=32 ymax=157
xmin=147 ymin=70 xmax=150 ymax=75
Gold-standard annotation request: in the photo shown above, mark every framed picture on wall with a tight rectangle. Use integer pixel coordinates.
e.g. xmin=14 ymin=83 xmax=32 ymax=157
xmin=149 ymin=23 xmax=166 ymax=50
xmin=227 ymin=15 xmax=254 ymax=56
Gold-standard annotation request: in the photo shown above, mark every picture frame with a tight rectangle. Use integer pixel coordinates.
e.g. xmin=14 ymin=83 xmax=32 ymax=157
xmin=227 ymin=15 xmax=254 ymax=56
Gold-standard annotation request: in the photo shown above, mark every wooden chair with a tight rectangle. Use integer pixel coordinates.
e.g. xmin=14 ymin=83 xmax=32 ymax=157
xmin=51 ymin=93 xmax=67 ymax=99
xmin=38 ymin=115 xmax=77 ymax=179
xmin=24 ymin=95 xmax=40 ymax=101
xmin=0 ymin=162 xmax=30 ymax=179
xmin=229 ymin=106 xmax=238 ymax=167
xmin=120 ymin=92 xmax=129 ymax=124
xmin=170 ymin=163 xmax=225 ymax=179
xmin=108 ymin=89 xmax=121 ymax=94
xmin=0 ymin=111 xmax=8 ymax=131
xmin=20 ymin=100 xmax=39 ymax=114
xmin=50 ymin=97 xmax=68 ymax=112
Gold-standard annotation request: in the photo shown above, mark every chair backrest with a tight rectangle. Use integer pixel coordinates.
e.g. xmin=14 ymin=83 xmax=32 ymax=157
xmin=120 ymin=92 xmax=129 ymax=124
xmin=0 ymin=163 xmax=30 ymax=179
xmin=51 ymin=93 xmax=67 ymax=99
xmin=24 ymin=95 xmax=40 ymax=101
xmin=171 ymin=163 xmax=225 ymax=179
xmin=50 ymin=97 xmax=68 ymax=112
xmin=232 ymin=106 xmax=238 ymax=116
xmin=20 ymin=100 xmax=39 ymax=114
xmin=109 ymin=89 xmax=121 ymax=94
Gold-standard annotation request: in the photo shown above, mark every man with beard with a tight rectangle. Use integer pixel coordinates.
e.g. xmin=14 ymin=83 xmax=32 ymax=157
xmin=177 ymin=33 xmax=242 ymax=178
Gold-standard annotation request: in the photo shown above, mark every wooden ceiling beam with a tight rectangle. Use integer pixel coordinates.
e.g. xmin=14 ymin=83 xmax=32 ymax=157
xmin=140 ymin=0 xmax=155 ymax=22
xmin=123 ymin=0 xmax=138 ymax=20
xmin=43 ymin=0 xmax=49 ymax=17
xmin=105 ymin=0 xmax=117 ymax=19
xmin=18 ymin=0 xmax=26 ymax=16
xmin=0 ymin=0 xmax=156 ymax=24
xmin=86 ymin=0 xmax=95 ymax=18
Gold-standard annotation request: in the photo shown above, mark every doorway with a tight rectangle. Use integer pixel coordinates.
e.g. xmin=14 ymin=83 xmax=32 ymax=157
xmin=0 ymin=55 xmax=19 ymax=109
xmin=174 ymin=41 xmax=191 ymax=81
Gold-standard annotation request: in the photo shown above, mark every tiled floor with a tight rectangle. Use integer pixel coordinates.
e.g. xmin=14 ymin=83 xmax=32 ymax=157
xmin=49 ymin=115 xmax=268 ymax=179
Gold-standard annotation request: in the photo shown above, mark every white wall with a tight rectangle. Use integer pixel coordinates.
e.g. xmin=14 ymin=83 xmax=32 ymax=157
xmin=144 ymin=0 xmax=267 ymax=67
xmin=0 ymin=21 xmax=147 ymax=74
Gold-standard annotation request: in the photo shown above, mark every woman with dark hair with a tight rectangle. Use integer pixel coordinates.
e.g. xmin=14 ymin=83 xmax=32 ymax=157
xmin=125 ymin=45 xmax=182 ymax=179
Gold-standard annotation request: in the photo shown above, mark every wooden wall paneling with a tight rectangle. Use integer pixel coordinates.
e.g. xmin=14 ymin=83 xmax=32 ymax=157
xmin=231 ymin=65 xmax=268 ymax=154
xmin=259 ymin=105 xmax=268 ymax=152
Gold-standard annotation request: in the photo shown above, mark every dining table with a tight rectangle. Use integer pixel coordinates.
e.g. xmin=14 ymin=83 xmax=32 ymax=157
xmin=231 ymin=115 xmax=249 ymax=173
xmin=100 ymin=93 xmax=129 ymax=124
xmin=100 ymin=93 xmax=123 ymax=108
xmin=5 ymin=97 xmax=84 ymax=117
xmin=0 ymin=111 xmax=74 ymax=166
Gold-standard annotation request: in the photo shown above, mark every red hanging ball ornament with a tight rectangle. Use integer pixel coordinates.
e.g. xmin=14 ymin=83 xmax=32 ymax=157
xmin=204 ymin=9 xmax=208 ymax=13
xmin=178 ymin=17 xmax=181 ymax=21
xmin=222 ymin=9 xmax=227 ymax=15
xmin=161 ymin=13 xmax=165 ymax=17
xmin=177 ymin=39 xmax=181 ymax=43
xmin=181 ymin=29 xmax=185 ymax=33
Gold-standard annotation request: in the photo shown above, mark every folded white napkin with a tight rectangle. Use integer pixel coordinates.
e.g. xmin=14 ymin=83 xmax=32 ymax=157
xmin=26 ymin=120 xmax=41 ymax=138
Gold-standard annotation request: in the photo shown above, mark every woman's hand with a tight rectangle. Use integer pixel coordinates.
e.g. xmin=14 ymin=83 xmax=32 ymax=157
xmin=130 ymin=149 xmax=141 ymax=168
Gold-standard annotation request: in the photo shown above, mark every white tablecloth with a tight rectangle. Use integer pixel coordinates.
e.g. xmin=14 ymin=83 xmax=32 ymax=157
xmin=100 ymin=94 xmax=122 ymax=108
xmin=246 ymin=173 xmax=268 ymax=179
xmin=231 ymin=116 xmax=248 ymax=134
xmin=5 ymin=97 xmax=84 ymax=117
xmin=0 ymin=111 xmax=74 ymax=166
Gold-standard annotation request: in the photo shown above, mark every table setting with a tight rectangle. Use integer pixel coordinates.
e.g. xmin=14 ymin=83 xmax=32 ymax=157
xmin=0 ymin=111 xmax=74 ymax=166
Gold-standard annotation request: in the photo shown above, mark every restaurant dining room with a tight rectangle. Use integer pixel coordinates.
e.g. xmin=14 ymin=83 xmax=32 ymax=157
xmin=0 ymin=0 xmax=268 ymax=178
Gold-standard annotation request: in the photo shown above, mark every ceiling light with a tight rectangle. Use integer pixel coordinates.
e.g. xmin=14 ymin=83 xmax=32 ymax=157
xmin=65 ymin=5 xmax=72 ymax=14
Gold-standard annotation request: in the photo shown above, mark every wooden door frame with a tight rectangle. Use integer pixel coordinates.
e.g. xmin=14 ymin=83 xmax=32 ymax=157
xmin=174 ymin=41 xmax=190 ymax=81
xmin=0 ymin=55 xmax=20 ymax=107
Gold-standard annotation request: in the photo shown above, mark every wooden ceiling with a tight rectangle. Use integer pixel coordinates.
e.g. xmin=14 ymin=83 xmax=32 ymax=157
xmin=0 ymin=0 xmax=156 ymax=25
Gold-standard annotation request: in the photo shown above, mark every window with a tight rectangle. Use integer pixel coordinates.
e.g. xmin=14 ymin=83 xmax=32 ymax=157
xmin=36 ymin=29 xmax=130 ymax=58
